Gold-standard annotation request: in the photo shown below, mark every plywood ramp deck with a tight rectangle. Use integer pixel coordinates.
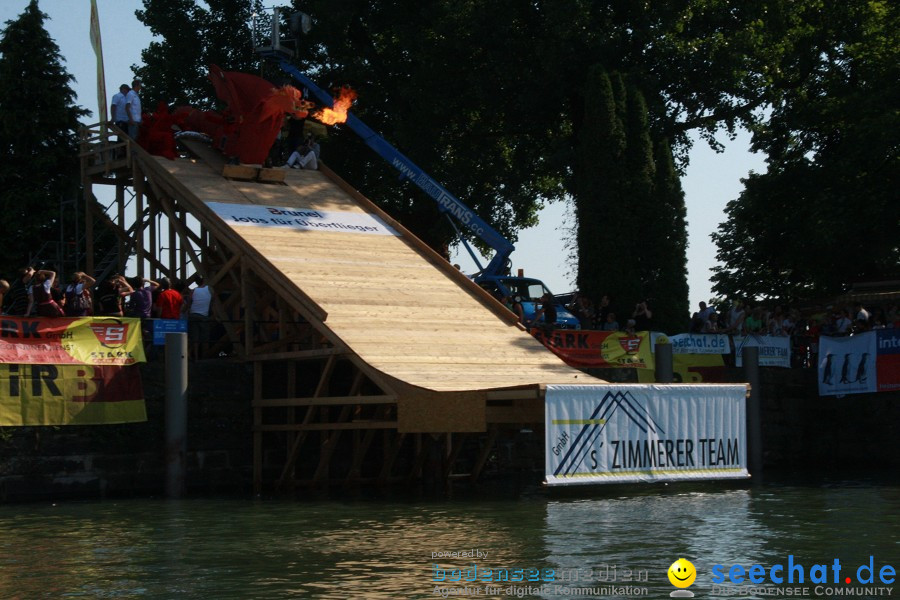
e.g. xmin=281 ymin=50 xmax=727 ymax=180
xmin=145 ymin=148 xmax=602 ymax=393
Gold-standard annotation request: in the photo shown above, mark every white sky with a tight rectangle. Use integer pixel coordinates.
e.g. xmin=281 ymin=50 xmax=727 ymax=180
xmin=1 ymin=0 xmax=766 ymax=310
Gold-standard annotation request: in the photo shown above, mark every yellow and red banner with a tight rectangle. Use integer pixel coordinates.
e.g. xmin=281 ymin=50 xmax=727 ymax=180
xmin=0 ymin=363 xmax=146 ymax=426
xmin=533 ymin=329 xmax=729 ymax=382
xmin=0 ymin=317 xmax=145 ymax=366
xmin=531 ymin=329 xmax=656 ymax=369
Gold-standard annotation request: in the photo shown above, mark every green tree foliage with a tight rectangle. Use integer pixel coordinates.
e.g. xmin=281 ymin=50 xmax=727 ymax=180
xmin=133 ymin=0 xmax=264 ymax=110
xmin=0 ymin=0 xmax=88 ymax=276
xmin=712 ymin=0 xmax=900 ymax=302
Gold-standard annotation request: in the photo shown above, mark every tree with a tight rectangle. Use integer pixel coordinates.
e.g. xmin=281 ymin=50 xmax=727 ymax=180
xmin=0 ymin=0 xmax=88 ymax=277
xmin=133 ymin=0 xmax=264 ymax=111
xmin=712 ymin=0 xmax=900 ymax=302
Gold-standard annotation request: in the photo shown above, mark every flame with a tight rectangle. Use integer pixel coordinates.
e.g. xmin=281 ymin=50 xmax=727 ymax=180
xmin=312 ymin=86 xmax=357 ymax=125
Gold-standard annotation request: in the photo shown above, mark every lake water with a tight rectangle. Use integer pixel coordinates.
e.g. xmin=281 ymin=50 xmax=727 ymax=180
xmin=1 ymin=475 xmax=898 ymax=599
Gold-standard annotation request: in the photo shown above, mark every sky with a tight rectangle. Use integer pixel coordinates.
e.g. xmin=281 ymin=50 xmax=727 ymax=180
xmin=1 ymin=0 xmax=767 ymax=311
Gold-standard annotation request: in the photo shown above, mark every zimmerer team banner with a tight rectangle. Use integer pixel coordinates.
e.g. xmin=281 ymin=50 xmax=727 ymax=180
xmin=0 ymin=317 xmax=146 ymax=365
xmin=0 ymin=364 xmax=146 ymax=426
xmin=545 ymin=384 xmax=749 ymax=485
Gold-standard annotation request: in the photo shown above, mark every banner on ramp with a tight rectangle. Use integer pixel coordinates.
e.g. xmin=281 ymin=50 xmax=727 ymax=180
xmin=545 ymin=384 xmax=748 ymax=485
xmin=207 ymin=202 xmax=399 ymax=236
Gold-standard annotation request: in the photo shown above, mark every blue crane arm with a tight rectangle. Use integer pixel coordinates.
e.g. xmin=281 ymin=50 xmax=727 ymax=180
xmin=277 ymin=59 xmax=514 ymax=277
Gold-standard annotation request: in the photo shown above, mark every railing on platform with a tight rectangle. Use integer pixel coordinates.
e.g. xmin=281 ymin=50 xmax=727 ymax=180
xmin=79 ymin=121 xmax=131 ymax=174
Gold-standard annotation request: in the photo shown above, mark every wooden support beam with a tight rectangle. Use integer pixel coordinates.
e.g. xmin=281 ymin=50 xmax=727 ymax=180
xmin=470 ymin=427 xmax=499 ymax=483
xmin=443 ymin=433 xmax=467 ymax=481
xmin=253 ymin=395 xmax=396 ymax=408
xmin=378 ymin=432 xmax=406 ymax=483
xmin=253 ymin=361 xmax=263 ymax=495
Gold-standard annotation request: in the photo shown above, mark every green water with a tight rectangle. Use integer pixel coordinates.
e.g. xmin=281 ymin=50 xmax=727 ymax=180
xmin=1 ymin=478 xmax=898 ymax=599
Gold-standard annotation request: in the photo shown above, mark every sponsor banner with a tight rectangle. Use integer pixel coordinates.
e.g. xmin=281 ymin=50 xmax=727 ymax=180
xmin=207 ymin=201 xmax=399 ymax=236
xmin=531 ymin=330 xmax=655 ymax=369
xmin=545 ymin=384 xmax=748 ymax=485
xmin=0 ymin=317 xmax=145 ymax=366
xmin=153 ymin=318 xmax=188 ymax=346
xmin=876 ymin=329 xmax=900 ymax=392
xmin=0 ymin=364 xmax=146 ymax=426
xmin=668 ymin=333 xmax=730 ymax=355
xmin=734 ymin=335 xmax=791 ymax=368
xmin=636 ymin=353 xmax=728 ymax=384
xmin=818 ymin=333 xmax=878 ymax=396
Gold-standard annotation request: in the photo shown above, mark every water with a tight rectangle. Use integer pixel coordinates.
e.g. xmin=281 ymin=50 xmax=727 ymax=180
xmin=1 ymin=477 xmax=898 ymax=599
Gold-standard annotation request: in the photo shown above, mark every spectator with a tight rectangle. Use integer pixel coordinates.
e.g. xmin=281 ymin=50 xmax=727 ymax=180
xmin=0 ymin=279 xmax=8 ymax=314
xmin=64 ymin=272 xmax=96 ymax=317
xmin=184 ymin=276 xmax=212 ymax=360
xmin=31 ymin=269 xmax=64 ymax=317
xmin=702 ymin=312 xmax=720 ymax=333
xmin=596 ymin=294 xmax=611 ymax=329
xmin=96 ymin=275 xmax=133 ymax=316
xmin=154 ymin=277 xmax=184 ymax=319
xmin=834 ymin=309 xmax=853 ymax=335
xmin=5 ymin=266 xmax=35 ymax=316
xmin=111 ymin=83 xmax=130 ymax=132
xmin=124 ymin=276 xmax=159 ymax=319
xmin=567 ymin=292 xmax=595 ymax=330
xmin=504 ymin=295 xmax=525 ymax=325
xmin=531 ymin=292 xmax=557 ymax=333
xmin=632 ymin=300 xmax=652 ymax=331
xmin=726 ymin=300 xmax=746 ymax=335
xmin=744 ymin=306 xmax=764 ymax=333
xmin=125 ymin=78 xmax=142 ymax=139
xmin=602 ymin=312 xmax=619 ymax=331
xmin=624 ymin=318 xmax=637 ymax=335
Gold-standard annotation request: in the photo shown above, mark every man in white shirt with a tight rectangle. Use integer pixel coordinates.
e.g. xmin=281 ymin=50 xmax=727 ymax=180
xmin=185 ymin=277 xmax=212 ymax=360
xmin=110 ymin=84 xmax=129 ymax=130
xmin=125 ymin=78 xmax=142 ymax=139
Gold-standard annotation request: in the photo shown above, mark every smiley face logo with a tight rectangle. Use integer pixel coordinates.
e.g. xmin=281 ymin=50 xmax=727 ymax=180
xmin=668 ymin=558 xmax=697 ymax=588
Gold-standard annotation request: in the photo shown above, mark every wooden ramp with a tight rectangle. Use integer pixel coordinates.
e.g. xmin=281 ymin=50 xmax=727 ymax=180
xmin=139 ymin=142 xmax=601 ymax=400
xmin=79 ymin=127 xmax=609 ymax=488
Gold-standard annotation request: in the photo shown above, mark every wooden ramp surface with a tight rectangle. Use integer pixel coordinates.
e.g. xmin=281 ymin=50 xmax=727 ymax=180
xmin=149 ymin=148 xmax=602 ymax=392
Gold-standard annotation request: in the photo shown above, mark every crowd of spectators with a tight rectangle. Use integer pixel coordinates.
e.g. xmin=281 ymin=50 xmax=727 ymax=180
xmin=563 ymin=291 xmax=900 ymax=368
xmin=0 ymin=266 xmax=213 ymax=359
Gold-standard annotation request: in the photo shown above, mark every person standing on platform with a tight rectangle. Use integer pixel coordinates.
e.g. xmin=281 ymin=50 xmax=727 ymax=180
xmin=184 ymin=276 xmax=212 ymax=360
xmin=111 ymin=84 xmax=129 ymax=131
xmin=125 ymin=78 xmax=142 ymax=139
xmin=154 ymin=277 xmax=183 ymax=319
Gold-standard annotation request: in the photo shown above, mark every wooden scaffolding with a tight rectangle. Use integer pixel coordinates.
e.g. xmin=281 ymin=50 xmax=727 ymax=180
xmin=79 ymin=124 xmax=601 ymax=492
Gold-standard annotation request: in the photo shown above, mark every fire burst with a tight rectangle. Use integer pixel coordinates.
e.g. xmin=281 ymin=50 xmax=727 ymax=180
xmin=312 ymin=86 xmax=358 ymax=125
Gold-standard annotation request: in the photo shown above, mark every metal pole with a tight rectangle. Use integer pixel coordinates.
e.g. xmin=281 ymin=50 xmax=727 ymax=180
xmin=743 ymin=345 xmax=763 ymax=478
xmin=655 ymin=341 xmax=674 ymax=383
xmin=165 ymin=332 xmax=188 ymax=498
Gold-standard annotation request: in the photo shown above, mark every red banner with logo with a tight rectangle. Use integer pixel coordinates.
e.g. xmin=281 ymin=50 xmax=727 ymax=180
xmin=531 ymin=329 xmax=655 ymax=369
xmin=0 ymin=317 xmax=145 ymax=366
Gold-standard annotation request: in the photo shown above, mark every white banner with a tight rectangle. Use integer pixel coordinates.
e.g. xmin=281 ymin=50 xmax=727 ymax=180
xmin=734 ymin=335 xmax=791 ymax=367
xmin=818 ymin=333 xmax=877 ymax=396
xmin=207 ymin=202 xmax=399 ymax=236
xmin=668 ymin=333 xmax=731 ymax=354
xmin=545 ymin=384 xmax=748 ymax=485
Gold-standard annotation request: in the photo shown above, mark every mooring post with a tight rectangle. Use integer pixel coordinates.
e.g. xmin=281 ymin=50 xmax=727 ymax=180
xmin=165 ymin=332 xmax=188 ymax=498
xmin=743 ymin=345 xmax=763 ymax=478
xmin=655 ymin=341 xmax=674 ymax=383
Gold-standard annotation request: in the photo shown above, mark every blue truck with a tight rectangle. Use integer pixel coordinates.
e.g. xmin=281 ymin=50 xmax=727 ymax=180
xmin=254 ymin=11 xmax=579 ymax=329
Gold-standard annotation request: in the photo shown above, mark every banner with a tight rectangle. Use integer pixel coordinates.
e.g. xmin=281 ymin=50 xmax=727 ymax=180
xmin=876 ymin=329 xmax=900 ymax=392
xmin=734 ymin=334 xmax=791 ymax=368
xmin=545 ymin=384 xmax=748 ymax=485
xmin=89 ymin=0 xmax=107 ymax=125
xmin=668 ymin=333 xmax=730 ymax=354
xmin=207 ymin=202 xmax=399 ymax=236
xmin=0 ymin=364 xmax=146 ymax=426
xmin=532 ymin=330 xmax=655 ymax=369
xmin=0 ymin=317 xmax=146 ymax=365
xmin=637 ymin=353 xmax=728 ymax=384
xmin=818 ymin=332 xmax=877 ymax=396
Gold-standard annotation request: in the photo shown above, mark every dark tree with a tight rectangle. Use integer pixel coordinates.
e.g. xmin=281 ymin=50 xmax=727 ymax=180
xmin=712 ymin=0 xmax=900 ymax=302
xmin=0 ymin=0 xmax=88 ymax=278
